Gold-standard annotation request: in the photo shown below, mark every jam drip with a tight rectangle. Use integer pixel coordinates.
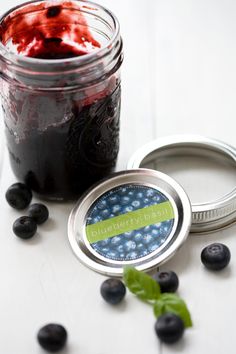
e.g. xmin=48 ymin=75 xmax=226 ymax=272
xmin=0 ymin=2 xmax=101 ymax=59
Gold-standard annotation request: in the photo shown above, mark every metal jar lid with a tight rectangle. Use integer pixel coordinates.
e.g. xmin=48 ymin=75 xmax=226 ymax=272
xmin=128 ymin=135 xmax=236 ymax=233
xmin=68 ymin=169 xmax=191 ymax=276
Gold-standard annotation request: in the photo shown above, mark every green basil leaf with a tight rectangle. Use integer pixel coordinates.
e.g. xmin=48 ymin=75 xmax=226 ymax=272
xmin=153 ymin=293 xmax=193 ymax=328
xmin=123 ymin=266 xmax=161 ymax=301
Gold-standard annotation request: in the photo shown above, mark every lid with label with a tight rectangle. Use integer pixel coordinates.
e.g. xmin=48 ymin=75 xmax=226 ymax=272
xmin=68 ymin=169 xmax=192 ymax=276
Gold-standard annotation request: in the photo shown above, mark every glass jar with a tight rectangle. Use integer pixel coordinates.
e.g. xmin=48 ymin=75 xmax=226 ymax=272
xmin=0 ymin=0 xmax=123 ymax=200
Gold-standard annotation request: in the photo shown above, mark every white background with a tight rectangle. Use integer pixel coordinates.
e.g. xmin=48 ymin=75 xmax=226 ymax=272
xmin=0 ymin=0 xmax=236 ymax=353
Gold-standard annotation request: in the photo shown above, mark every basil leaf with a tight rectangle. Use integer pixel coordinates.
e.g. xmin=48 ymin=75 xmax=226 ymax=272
xmin=123 ymin=266 xmax=161 ymax=301
xmin=153 ymin=293 xmax=193 ymax=328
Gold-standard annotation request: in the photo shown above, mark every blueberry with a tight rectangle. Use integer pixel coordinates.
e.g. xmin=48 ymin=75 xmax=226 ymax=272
xmin=100 ymin=209 xmax=110 ymax=219
xmin=112 ymin=205 xmax=121 ymax=214
xmin=126 ymin=251 xmax=138 ymax=259
xmin=153 ymin=271 xmax=179 ymax=293
xmin=134 ymin=232 xmax=143 ymax=242
xmin=136 ymin=192 xmax=144 ymax=199
xmin=108 ymin=195 xmax=119 ymax=205
xmin=100 ymin=278 xmax=126 ymax=305
xmin=124 ymin=231 xmax=134 ymax=239
xmin=131 ymin=200 xmax=141 ymax=208
xmin=155 ymin=313 xmax=184 ymax=344
xmin=120 ymin=196 xmax=130 ymax=205
xmin=37 ymin=323 xmax=67 ymax=352
xmin=117 ymin=244 xmax=125 ymax=253
xmin=124 ymin=240 xmax=136 ymax=252
xmin=100 ymin=238 xmax=111 ymax=246
xmin=148 ymin=242 xmax=159 ymax=253
xmin=146 ymin=189 xmax=155 ymax=197
xmin=201 ymin=243 xmax=231 ymax=270
xmin=118 ymin=187 xmax=127 ymax=196
xmin=111 ymin=236 xmax=122 ymax=246
xmin=6 ymin=183 xmax=32 ymax=210
xmin=106 ymin=251 xmax=119 ymax=259
xmin=143 ymin=234 xmax=153 ymax=244
xmin=28 ymin=203 xmax=49 ymax=225
xmin=13 ymin=216 xmax=37 ymax=239
xmin=122 ymin=206 xmax=134 ymax=213
xmin=97 ymin=200 xmax=107 ymax=210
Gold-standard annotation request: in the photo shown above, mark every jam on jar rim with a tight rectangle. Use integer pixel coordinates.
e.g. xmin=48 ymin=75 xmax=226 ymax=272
xmin=0 ymin=0 xmax=120 ymax=65
xmin=0 ymin=0 xmax=123 ymax=91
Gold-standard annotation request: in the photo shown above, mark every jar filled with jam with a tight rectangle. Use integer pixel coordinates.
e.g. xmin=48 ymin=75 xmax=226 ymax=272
xmin=0 ymin=0 xmax=123 ymax=200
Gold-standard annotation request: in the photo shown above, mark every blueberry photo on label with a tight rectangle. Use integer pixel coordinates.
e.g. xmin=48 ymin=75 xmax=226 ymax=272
xmin=86 ymin=185 xmax=175 ymax=262
xmin=201 ymin=243 xmax=231 ymax=271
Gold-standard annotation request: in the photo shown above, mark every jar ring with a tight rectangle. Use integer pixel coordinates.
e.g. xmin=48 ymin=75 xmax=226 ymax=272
xmin=128 ymin=135 xmax=236 ymax=233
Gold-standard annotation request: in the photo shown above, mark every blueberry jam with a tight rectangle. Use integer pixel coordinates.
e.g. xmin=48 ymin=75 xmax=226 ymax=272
xmin=5 ymin=84 xmax=121 ymax=199
xmin=0 ymin=1 xmax=122 ymax=199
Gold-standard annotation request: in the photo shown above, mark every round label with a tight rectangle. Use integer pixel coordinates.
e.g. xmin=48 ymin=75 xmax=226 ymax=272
xmin=85 ymin=185 xmax=175 ymax=261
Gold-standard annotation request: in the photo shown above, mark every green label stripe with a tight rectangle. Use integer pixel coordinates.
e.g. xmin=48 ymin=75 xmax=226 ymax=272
xmin=86 ymin=201 xmax=174 ymax=244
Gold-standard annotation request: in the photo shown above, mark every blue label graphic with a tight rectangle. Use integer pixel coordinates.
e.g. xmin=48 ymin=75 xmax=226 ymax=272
xmin=86 ymin=185 xmax=175 ymax=261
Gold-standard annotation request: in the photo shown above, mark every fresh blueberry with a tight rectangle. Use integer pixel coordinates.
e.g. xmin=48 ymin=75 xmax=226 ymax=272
xmin=6 ymin=183 xmax=32 ymax=210
xmin=28 ymin=203 xmax=49 ymax=225
xmin=155 ymin=313 xmax=184 ymax=344
xmin=100 ymin=278 xmax=126 ymax=305
xmin=153 ymin=271 xmax=179 ymax=293
xmin=13 ymin=216 xmax=37 ymax=239
xmin=37 ymin=323 xmax=67 ymax=352
xmin=201 ymin=243 xmax=231 ymax=270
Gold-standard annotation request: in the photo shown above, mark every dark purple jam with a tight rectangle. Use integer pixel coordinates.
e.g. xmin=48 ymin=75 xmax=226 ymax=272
xmin=5 ymin=84 xmax=120 ymax=200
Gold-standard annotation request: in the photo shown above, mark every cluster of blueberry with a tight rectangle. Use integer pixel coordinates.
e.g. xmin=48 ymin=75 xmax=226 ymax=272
xmin=6 ymin=183 xmax=49 ymax=238
xmin=101 ymin=271 xmax=184 ymax=344
xmin=87 ymin=185 xmax=174 ymax=261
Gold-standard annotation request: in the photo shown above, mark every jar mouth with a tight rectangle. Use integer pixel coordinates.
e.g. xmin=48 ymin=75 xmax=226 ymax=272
xmin=0 ymin=0 xmax=120 ymax=68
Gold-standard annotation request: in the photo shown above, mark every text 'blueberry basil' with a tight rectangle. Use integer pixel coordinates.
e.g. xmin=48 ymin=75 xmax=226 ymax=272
xmin=85 ymin=185 xmax=175 ymax=261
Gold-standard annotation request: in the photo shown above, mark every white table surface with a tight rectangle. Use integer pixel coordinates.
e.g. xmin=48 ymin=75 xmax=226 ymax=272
xmin=1 ymin=1 xmax=236 ymax=353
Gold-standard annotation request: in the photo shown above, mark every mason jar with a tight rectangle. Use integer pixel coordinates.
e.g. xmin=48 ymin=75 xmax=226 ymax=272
xmin=0 ymin=0 xmax=123 ymax=200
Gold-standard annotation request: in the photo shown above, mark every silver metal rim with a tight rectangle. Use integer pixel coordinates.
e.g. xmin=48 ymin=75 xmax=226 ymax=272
xmin=127 ymin=135 xmax=236 ymax=234
xmin=68 ymin=169 xmax=192 ymax=276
